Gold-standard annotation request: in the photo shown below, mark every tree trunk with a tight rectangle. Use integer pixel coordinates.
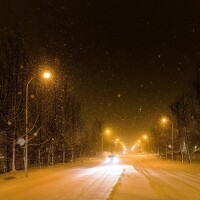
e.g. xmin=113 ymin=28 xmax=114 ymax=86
xmin=181 ymin=152 xmax=184 ymax=163
xmin=186 ymin=137 xmax=191 ymax=164
xmin=38 ymin=149 xmax=41 ymax=168
xmin=47 ymin=150 xmax=50 ymax=165
xmin=62 ymin=150 xmax=65 ymax=163
xmin=12 ymin=140 xmax=16 ymax=171
xmin=71 ymin=147 xmax=74 ymax=162
xmin=51 ymin=144 xmax=54 ymax=165
xmin=187 ymin=150 xmax=191 ymax=164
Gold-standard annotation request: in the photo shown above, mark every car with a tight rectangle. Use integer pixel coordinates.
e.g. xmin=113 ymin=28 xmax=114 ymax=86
xmin=105 ymin=154 xmax=119 ymax=164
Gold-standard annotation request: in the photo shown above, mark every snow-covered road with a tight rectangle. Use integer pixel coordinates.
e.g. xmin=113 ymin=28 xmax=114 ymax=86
xmin=0 ymin=159 xmax=130 ymax=200
xmin=109 ymin=155 xmax=200 ymax=200
xmin=0 ymin=155 xmax=200 ymax=200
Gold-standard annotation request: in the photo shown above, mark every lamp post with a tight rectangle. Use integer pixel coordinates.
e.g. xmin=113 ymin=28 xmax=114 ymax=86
xmin=25 ymin=77 xmax=34 ymax=178
xmin=102 ymin=129 xmax=110 ymax=155
xmin=25 ymin=71 xmax=51 ymax=178
xmin=143 ymin=134 xmax=149 ymax=153
xmin=162 ymin=117 xmax=174 ymax=161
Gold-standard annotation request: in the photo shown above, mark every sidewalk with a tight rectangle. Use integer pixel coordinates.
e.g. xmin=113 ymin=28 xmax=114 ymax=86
xmin=0 ymin=158 xmax=101 ymax=186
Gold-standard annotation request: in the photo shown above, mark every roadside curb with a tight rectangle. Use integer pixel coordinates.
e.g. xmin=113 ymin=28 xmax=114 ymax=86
xmin=107 ymin=168 xmax=126 ymax=200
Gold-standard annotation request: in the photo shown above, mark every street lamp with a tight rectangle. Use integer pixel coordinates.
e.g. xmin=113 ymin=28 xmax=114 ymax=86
xmin=161 ymin=117 xmax=174 ymax=161
xmin=25 ymin=71 xmax=51 ymax=178
xmin=43 ymin=71 xmax=51 ymax=79
xmin=143 ymin=135 xmax=147 ymax=140
xmin=143 ymin=134 xmax=149 ymax=153
xmin=102 ymin=129 xmax=111 ymax=155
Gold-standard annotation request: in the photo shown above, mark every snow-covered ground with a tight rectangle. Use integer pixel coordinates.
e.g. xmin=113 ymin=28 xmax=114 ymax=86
xmin=0 ymin=155 xmax=200 ymax=200
xmin=109 ymin=154 xmax=200 ymax=200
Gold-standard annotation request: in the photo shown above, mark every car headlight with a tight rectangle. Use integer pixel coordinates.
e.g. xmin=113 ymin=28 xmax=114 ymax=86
xmin=113 ymin=157 xmax=119 ymax=163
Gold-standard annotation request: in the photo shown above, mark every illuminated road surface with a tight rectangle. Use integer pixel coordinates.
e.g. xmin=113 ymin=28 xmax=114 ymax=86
xmin=0 ymin=159 xmax=130 ymax=200
xmin=110 ymin=155 xmax=200 ymax=200
xmin=0 ymin=155 xmax=200 ymax=200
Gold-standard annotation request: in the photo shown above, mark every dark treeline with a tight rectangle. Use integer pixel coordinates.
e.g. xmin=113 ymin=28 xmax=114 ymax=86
xmin=150 ymin=69 xmax=200 ymax=163
xmin=0 ymin=30 xmax=103 ymax=173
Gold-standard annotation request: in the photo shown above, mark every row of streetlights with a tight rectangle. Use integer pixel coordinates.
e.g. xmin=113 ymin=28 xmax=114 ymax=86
xmin=132 ymin=134 xmax=149 ymax=152
xmin=133 ymin=117 xmax=174 ymax=160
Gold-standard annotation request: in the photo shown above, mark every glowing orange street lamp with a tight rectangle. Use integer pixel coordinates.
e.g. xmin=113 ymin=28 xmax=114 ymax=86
xmin=102 ymin=128 xmax=111 ymax=155
xmin=143 ymin=134 xmax=147 ymax=140
xmin=162 ymin=118 xmax=167 ymax=123
xmin=25 ymin=71 xmax=52 ymax=178
xmin=161 ymin=117 xmax=174 ymax=161
xmin=43 ymin=71 xmax=51 ymax=79
xmin=143 ymin=134 xmax=149 ymax=153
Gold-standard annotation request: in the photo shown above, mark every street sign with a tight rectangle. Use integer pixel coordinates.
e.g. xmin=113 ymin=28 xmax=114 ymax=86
xmin=17 ymin=138 xmax=25 ymax=146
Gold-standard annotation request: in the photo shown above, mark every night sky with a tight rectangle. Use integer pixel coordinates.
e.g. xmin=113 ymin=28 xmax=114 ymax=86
xmin=1 ymin=0 xmax=200 ymax=143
